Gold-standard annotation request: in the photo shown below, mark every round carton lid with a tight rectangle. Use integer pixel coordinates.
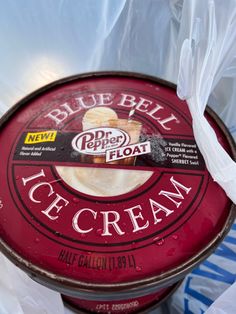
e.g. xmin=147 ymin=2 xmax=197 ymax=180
xmin=0 ymin=73 xmax=235 ymax=296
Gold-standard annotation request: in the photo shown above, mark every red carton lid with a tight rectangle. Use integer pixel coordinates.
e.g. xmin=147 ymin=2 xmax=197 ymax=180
xmin=0 ymin=73 xmax=235 ymax=298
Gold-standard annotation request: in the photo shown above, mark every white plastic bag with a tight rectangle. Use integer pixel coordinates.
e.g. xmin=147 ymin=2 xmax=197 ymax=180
xmin=205 ymin=282 xmax=236 ymax=314
xmin=0 ymin=0 xmax=181 ymax=116
xmin=176 ymin=0 xmax=236 ymax=203
xmin=0 ymin=253 xmax=65 ymax=314
xmin=168 ymin=2 xmax=236 ymax=312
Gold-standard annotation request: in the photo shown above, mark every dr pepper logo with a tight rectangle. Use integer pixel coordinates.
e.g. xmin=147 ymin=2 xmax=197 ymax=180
xmin=72 ymin=127 xmax=130 ymax=155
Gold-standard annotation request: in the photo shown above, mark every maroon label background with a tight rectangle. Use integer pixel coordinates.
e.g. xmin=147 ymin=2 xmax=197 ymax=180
xmin=0 ymin=76 xmax=231 ymax=285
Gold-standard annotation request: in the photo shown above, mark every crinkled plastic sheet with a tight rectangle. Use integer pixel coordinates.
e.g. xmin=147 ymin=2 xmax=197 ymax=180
xmin=0 ymin=254 xmax=64 ymax=314
xmin=0 ymin=0 xmax=181 ymax=115
xmin=0 ymin=0 xmax=236 ymax=313
xmin=177 ymin=0 xmax=236 ymax=203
